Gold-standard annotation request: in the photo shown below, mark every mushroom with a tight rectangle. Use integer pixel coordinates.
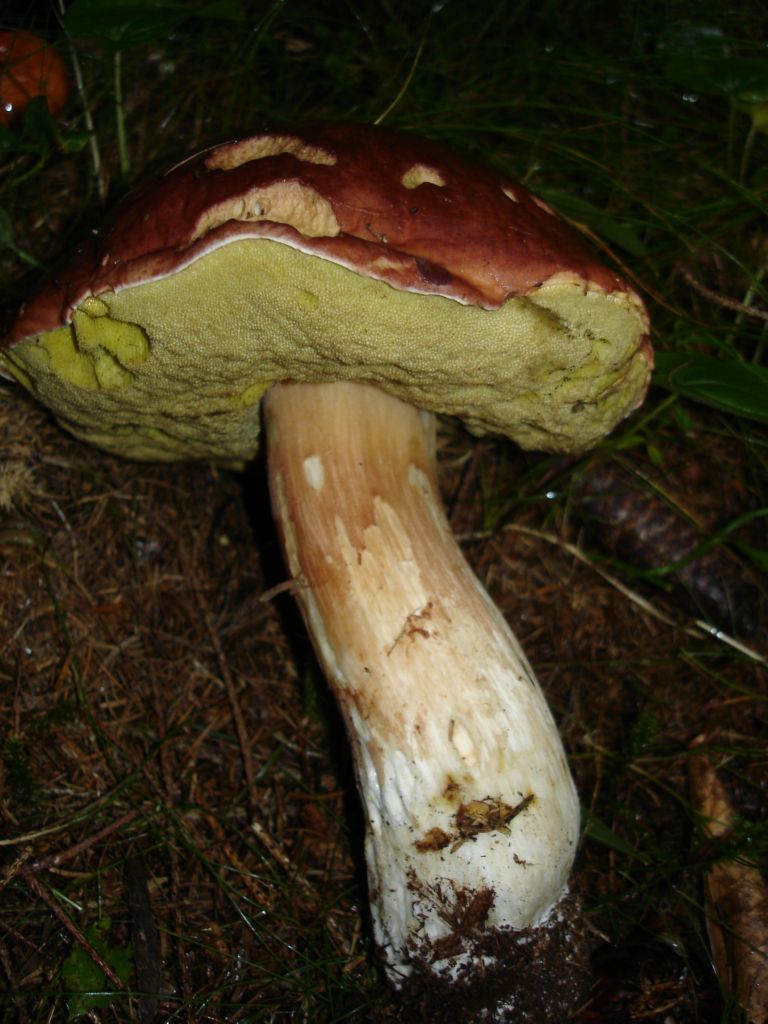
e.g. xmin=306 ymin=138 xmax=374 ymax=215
xmin=0 ymin=30 xmax=70 ymax=127
xmin=1 ymin=122 xmax=652 ymax=1019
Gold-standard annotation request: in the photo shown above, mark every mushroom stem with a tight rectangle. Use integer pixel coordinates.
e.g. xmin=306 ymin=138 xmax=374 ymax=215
xmin=265 ymin=380 xmax=585 ymax=1018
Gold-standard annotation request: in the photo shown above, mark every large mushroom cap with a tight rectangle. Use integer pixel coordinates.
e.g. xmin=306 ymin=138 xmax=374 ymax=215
xmin=2 ymin=122 xmax=651 ymax=461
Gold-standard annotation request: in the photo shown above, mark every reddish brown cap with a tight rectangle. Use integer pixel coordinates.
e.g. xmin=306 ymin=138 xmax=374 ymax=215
xmin=1 ymin=123 xmax=652 ymax=460
xmin=7 ymin=123 xmax=642 ymax=339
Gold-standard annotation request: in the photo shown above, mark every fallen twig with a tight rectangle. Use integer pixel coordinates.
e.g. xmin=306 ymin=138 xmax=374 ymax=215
xmin=125 ymin=855 xmax=162 ymax=1024
xmin=689 ymin=737 xmax=768 ymax=1024
xmin=473 ymin=523 xmax=767 ymax=666
xmin=22 ymin=868 xmax=126 ymax=991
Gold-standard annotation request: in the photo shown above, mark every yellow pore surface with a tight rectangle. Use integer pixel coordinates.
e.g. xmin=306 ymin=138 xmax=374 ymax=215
xmin=3 ymin=237 xmax=649 ymax=462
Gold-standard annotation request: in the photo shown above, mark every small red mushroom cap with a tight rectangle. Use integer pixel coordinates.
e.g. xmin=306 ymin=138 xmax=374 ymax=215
xmin=0 ymin=31 xmax=70 ymax=127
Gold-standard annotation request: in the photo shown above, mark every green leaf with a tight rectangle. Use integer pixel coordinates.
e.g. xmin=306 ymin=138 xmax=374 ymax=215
xmin=64 ymin=0 xmax=244 ymax=48
xmin=664 ymin=56 xmax=768 ymax=103
xmin=58 ymin=129 xmax=93 ymax=154
xmin=582 ymin=810 xmax=648 ymax=861
xmin=656 ymin=22 xmax=730 ymax=61
xmin=656 ymin=23 xmax=768 ymax=101
xmin=537 ymin=190 xmax=646 ymax=256
xmin=734 ymin=540 xmax=768 ymax=572
xmin=653 ymin=352 xmax=768 ymax=424
xmin=0 ymin=97 xmax=56 ymax=159
xmin=61 ymin=918 xmax=132 ymax=1020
